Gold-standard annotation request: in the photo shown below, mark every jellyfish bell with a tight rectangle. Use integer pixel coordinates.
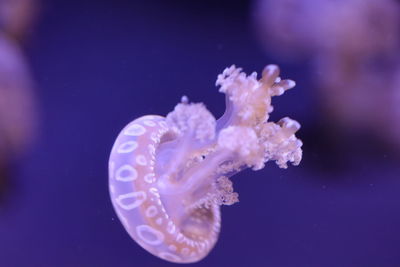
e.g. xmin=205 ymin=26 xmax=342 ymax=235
xmin=108 ymin=65 xmax=302 ymax=263
xmin=253 ymin=0 xmax=400 ymax=62
xmin=0 ymin=32 xmax=37 ymax=200
xmin=254 ymin=0 xmax=400 ymax=155
xmin=0 ymin=33 xmax=37 ymax=160
xmin=0 ymin=0 xmax=38 ymax=42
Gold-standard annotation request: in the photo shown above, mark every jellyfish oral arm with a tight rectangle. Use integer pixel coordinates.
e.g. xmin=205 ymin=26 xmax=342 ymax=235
xmin=108 ymin=65 xmax=303 ymax=263
xmin=156 ymin=65 xmax=302 ymax=197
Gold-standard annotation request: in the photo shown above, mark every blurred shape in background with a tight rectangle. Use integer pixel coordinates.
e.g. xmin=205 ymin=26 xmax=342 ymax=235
xmin=253 ymin=0 xmax=400 ymax=157
xmin=0 ymin=0 xmax=38 ymax=202
xmin=0 ymin=0 xmax=38 ymax=42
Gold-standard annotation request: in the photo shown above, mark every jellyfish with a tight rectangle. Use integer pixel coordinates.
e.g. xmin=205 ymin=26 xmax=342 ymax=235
xmin=0 ymin=0 xmax=38 ymax=42
xmin=0 ymin=33 xmax=37 ymax=200
xmin=253 ymin=0 xmax=400 ymax=62
xmin=253 ymin=0 xmax=400 ymax=153
xmin=108 ymin=65 xmax=303 ymax=263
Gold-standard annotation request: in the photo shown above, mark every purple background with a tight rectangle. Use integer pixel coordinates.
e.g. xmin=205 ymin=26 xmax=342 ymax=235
xmin=1 ymin=1 xmax=400 ymax=266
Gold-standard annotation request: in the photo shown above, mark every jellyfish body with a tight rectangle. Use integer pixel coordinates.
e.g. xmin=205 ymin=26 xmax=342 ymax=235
xmin=0 ymin=33 xmax=37 ymax=168
xmin=109 ymin=65 xmax=303 ymax=263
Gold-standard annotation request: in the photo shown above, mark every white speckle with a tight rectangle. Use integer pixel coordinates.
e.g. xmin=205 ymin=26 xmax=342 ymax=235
xmin=144 ymin=173 xmax=156 ymax=183
xmin=136 ymin=154 xmax=148 ymax=166
xmin=156 ymin=217 xmax=163 ymax=225
xmin=167 ymin=221 xmax=176 ymax=234
xmin=115 ymin=165 xmax=138 ymax=182
xmin=136 ymin=224 xmax=165 ymax=246
xmin=176 ymin=233 xmax=184 ymax=243
xmin=148 ymin=144 xmax=156 ymax=154
xmin=198 ymin=242 xmax=206 ymax=252
xmin=115 ymin=191 xmax=146 ymax=210
xmin=150 ymin=132 xmax=158 ymax=142
xmin=149 ymin=187 xmax=160 ymax=197
xmin=188 ymin=239 xmax=195 ymax=247
xmin=124 ymin=124 xmax=146 ymax=136
xmin=117 ymin=141 xmax=138 ymax=153
xmin=145 ymin=205 xmax=158 ymax=218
